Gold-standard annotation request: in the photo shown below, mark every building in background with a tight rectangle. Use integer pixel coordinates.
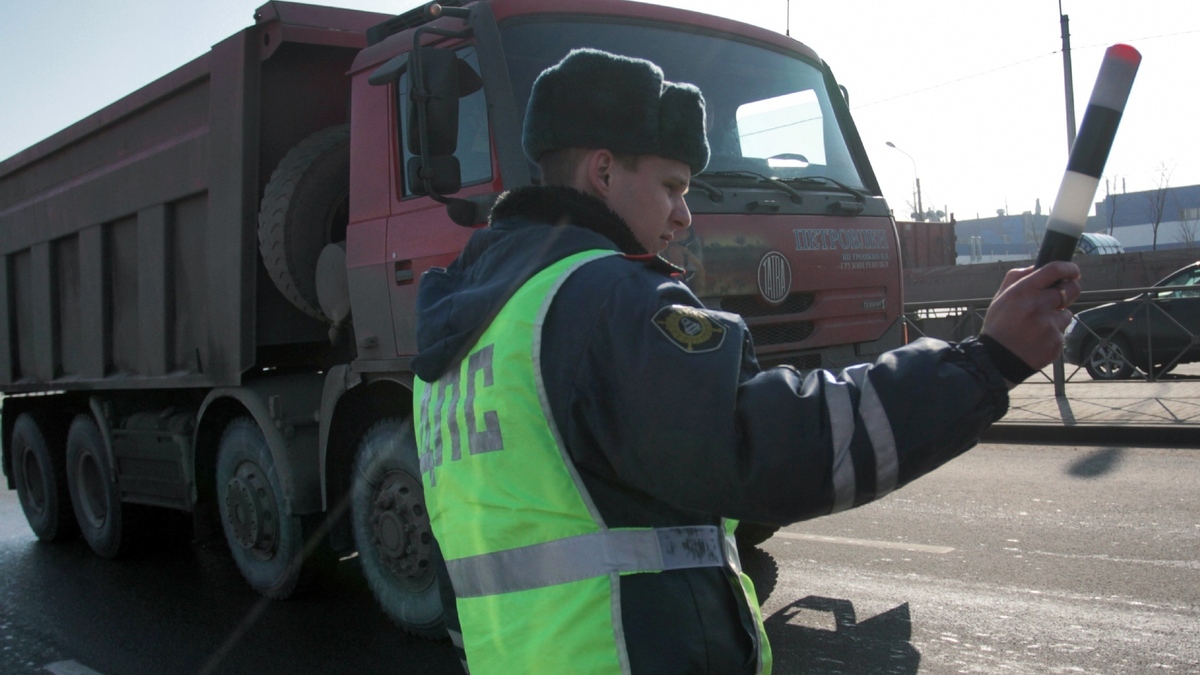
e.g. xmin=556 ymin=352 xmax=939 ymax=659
xmin=952 ymin=210 xmax=1062 ymax=265
xmin=1095 ymin=184 xmax=1200 ymax=252
xmin=947 ymin=184 xmax=1200 ymax=264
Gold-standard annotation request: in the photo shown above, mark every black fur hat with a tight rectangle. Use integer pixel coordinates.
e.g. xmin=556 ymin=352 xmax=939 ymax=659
xmin=522 ymin=49 xmax=710 ymax=175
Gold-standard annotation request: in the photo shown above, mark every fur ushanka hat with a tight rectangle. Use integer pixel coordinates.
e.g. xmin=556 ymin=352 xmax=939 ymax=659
xmin=522 ymin=49 xmax=710 ymax=175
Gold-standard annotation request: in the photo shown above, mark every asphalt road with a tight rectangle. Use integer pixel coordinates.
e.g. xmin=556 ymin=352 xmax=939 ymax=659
xmin=754 ymin=442 xmax=1200 ymax=674
xmin=2 ymin=442 xmax=1197 ymax=674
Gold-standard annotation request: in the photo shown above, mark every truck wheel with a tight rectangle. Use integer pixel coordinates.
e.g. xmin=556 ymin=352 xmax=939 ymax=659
xmin=66 ymin=415 xmax=138 ymax=558
xmin=216 ymin=417 xmax=307 ymax=599
xmin=735 ymin=522 xmax=780 ymax=549
xmin=352 ymin=418 xmax=446 ymax=639
xmin=11 ymin=413 xmax=77 ymax=542
xmin=258 ymin=125 xmax=350 ymax=322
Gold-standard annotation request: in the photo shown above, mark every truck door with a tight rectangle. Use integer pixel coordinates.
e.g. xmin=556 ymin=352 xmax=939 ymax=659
xmin=386 ymin=46 xmax=495 ymax=356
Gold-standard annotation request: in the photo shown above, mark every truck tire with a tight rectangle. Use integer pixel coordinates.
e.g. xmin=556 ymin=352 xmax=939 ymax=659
xmin=66 ymin=414 xmax=140 ymax=558
xmin=735 ymin=522 xmax=780 ymax=549
xmin=216 ymin=417 xmax=308 ymax=599
xmin=258 ymin=125 xmax=350 ymax=322
xmin=352 ymin=418 xmax=446 ymax=639
xmin=11 ymin=413 xmax=78 ymax=542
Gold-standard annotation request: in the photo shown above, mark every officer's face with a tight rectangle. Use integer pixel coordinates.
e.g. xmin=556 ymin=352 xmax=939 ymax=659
xmin=606 ymin=155 xmax=692 ymax=254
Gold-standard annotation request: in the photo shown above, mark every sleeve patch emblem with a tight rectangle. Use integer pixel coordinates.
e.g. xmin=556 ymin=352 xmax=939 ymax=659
xmin=652 ymin=305 xmax=727 ymax=353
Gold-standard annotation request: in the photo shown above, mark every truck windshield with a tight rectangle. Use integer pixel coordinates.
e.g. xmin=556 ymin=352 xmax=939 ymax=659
xmin=500 ymin=19 xmax=866 ymax=189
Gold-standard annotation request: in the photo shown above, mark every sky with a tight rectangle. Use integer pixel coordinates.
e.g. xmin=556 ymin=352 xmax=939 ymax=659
xmin=2 ymin=0 xmax=1197 ymax=222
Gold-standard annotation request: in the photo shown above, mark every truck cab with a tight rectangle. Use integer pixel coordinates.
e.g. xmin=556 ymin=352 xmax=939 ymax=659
xmin=345 ymin=0 xmax=904 ymax=374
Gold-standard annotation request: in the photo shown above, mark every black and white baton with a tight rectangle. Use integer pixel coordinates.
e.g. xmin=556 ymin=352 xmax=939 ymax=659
xmin=1035 ymin=43 xmax=1141 ymax=267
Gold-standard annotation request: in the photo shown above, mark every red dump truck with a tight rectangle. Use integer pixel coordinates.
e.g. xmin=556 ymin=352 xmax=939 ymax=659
xmin=0 ymin=0 xmax=905 ymax=637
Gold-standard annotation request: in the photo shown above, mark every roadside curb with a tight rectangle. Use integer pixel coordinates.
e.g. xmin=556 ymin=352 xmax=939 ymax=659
xmin=983 ymin=423 xmax=1200 ymax=448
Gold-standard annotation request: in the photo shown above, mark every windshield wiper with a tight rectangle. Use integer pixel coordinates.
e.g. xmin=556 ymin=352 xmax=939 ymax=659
xmin=784 ymin=175 xmax=868 ymax=202
xmin=697 ymin=170 xmax=804 ymax=202
xmin=689 ymin=176 xmax=724 ymax=202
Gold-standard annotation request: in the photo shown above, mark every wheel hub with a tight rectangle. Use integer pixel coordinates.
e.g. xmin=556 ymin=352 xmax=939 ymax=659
xmin=224 ymin=461 xmax=278 ymax=558
xmin=1092 ymin=341 xmax=1125 ymax=376
xmin=370 ymin=470 xmax=434 ymax=585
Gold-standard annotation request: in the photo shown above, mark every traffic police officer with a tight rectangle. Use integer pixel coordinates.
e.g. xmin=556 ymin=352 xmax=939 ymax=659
xmin=412 ymin=49 xmax=1080 ymax=674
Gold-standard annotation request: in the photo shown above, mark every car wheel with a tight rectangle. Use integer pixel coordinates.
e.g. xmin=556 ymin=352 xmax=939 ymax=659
xmin=351 ymin=418 xmax=446 ymax=639
xmin=1084 ymin=334 xmax=1136 ymax=380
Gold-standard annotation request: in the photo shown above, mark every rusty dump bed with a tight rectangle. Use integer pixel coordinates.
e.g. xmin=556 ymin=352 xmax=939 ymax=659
xmin=0 ymin=3 xmax=388 ymax=393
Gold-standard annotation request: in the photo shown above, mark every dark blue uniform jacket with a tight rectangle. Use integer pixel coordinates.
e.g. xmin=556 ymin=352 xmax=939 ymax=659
xmin=412 ymin=186 xmax=1010 ymax=674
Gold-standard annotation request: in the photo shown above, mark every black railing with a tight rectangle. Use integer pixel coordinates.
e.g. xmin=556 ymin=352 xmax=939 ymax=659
xmin=903 ymin=283 xmax=1200 ymax=391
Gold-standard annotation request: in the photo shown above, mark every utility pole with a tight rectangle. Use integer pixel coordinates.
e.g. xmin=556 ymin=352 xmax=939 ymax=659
xmin=1056 ymin=1 xmax=1075 ymax=396
xmin=886 ymin=142 xmax=922 ymax=220
xmin=1060 ymin=1 xmax=1077 ymax=151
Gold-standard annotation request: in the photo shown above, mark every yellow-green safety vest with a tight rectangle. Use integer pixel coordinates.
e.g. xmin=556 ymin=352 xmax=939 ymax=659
xmin=414 ymin=249 xmax=772 ymax=674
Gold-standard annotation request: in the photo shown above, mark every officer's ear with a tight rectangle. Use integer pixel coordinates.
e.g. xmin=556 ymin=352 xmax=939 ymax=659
xmin=581 ymin=149 xmax=615 ymax=198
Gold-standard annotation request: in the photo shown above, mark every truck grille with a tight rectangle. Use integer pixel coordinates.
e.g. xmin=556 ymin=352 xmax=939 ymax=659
xmin=748 ymin=321 xmax=816 ymax=346
xmin=720 ymin=292 xmax=815 ymax=317
xmin=759 ymin=353 xmax=823 ymax=371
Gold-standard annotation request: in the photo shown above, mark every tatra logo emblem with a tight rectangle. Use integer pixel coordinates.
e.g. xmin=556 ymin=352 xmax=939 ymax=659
xmin=757 ymin=251 xmax=791 ymax=304
xmin=652 ymin=305 xmax=727 ymax=353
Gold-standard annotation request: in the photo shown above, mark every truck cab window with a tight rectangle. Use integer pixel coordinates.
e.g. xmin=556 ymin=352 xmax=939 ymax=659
xmin=737 ymin=90 xmax=824 ymax=169
xmin=500 ymin=20 xmax=867 ymax=192
xmin=398 ymin=46 xmax=492 ymax=197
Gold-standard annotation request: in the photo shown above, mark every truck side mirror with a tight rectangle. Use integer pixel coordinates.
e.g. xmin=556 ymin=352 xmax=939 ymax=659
xmin=406 ymin=155 xmax=461 ymax=195
xmin=408 ymin=48 xmax=459 ymax=156
xmin=406 ymin=47 xmax=483 ymax=197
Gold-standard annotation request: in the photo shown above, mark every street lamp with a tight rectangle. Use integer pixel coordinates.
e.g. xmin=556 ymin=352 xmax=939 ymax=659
xmin=886 ymin=141 xmax=923 ymax=220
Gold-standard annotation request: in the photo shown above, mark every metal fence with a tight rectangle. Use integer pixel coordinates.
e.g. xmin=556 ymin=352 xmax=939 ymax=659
xmin=902 ymin=283 xmax=1200 ymax=392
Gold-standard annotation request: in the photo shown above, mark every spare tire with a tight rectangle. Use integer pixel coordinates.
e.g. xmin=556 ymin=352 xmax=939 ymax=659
xmin=258 ymin=125 xmax=350 ymax=322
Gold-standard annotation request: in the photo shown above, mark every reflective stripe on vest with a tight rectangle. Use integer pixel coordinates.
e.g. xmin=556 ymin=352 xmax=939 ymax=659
xmin=447 ymin=525 xmax=725 ymax=598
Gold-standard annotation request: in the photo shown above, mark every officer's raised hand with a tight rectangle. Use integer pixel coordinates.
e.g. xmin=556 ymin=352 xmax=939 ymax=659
xmin=979 ymin=260 xmax=1082 ymax=387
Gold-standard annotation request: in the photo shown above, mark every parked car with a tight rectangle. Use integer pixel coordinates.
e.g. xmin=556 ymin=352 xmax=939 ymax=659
xmin=1064 ymin=261 xmax=1200 ymax=380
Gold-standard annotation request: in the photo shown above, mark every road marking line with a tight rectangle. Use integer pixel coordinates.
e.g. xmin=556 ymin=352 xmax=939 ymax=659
xmin=45 ymin=660 xmax=105 ymax=675
xmin=773 ymin=531 xmax=955 ymax=554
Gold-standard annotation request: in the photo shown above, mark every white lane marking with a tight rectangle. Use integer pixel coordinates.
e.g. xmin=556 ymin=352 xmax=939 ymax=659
xmin=772 ymin=531 xmax=955 ymax=554
xmin=1026 ymin=549 xmax=1200 ymax=570
xmin=44 ymin=660 xmax=105 ymax=675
